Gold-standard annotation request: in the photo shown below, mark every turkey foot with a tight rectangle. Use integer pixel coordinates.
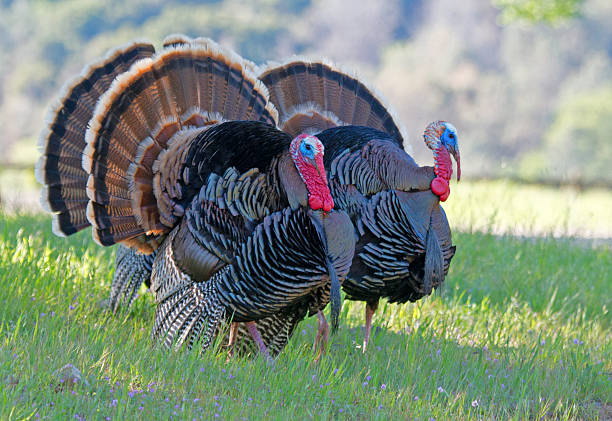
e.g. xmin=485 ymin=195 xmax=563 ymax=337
xmin=363 ymin=299 xmax=379 ymax=352
xmin=226 ymin=322 xmax=239 ymax=362
xmin=246 ymin=321 xmax=274 ymax=365
xmin=313 ymin=310 xmax=330 ymax=363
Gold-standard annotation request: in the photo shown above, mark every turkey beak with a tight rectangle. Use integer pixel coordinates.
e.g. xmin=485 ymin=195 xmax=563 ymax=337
xmin=448 ymin=145 xmax=460 ymax=182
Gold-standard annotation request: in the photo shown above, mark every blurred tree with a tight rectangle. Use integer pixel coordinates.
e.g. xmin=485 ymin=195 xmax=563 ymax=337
xmin=520 ymin=85 xmax=612 ymax=183
xmin=494 ymin=0 xmax=583 ymax=23
xmin=0 ymin=0 xmax=610 ymax=185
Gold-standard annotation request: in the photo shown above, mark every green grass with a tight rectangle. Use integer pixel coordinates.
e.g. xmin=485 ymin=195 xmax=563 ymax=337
xmin=1 ymin=191 xmax=611 ymax=419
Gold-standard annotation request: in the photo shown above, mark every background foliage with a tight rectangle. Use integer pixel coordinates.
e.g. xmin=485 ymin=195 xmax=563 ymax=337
xmin=0 ymin=0 xmax=610 ymax=185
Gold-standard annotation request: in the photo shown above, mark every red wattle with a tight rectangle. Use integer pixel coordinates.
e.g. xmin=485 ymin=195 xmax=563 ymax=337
xmin=309 ymin=196 xmax=324 ymax=210
xmin=294 ymin=144 xmax=335 ymax=212
xmin=431 ymin=177 xmax=448 ymax=197
xmin=439 ymin=189 xmax=450 ymax=202
xmin=432 ymin=146 xmax=454 ymax=201
xmin=323 ymin=196 xmax=334 ymax=212
xmin=434 ymin=146 xmax=453 ymax=180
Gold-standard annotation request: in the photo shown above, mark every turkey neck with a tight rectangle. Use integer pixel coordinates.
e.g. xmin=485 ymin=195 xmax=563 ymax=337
xmin=276 ymin=152 xmax=310 ymax=209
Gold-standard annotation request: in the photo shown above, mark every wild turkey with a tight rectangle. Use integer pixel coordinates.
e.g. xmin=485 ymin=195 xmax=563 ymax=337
xmin=255 ymin=58 xmax=458 ymax=351
xmin=36 ymin=36 xmax=355 ymax=359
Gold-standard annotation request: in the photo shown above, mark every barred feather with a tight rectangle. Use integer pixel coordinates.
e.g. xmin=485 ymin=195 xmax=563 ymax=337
xmin=83 ymin=41 xmax=279 ymax=252
xmin=109 ymin=245 xmax=156 ymax=313
xmin=258 ymin=58 xmax=410 ymax=153
xmin=36 ymin=40 xmax=155 ymax=236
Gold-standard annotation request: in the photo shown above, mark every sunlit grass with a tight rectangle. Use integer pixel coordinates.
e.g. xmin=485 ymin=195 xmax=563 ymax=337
xmin=1 ymin=183 xmax=611 ymax=419
xmin=444 ymin=180 xmax=612 ymax=239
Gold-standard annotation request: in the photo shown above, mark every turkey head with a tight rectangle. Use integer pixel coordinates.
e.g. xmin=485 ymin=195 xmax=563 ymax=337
xmin=290 ymin=134 xmax=334 ymax=212
xmin=423 ymin=121 xmax=461 ymax=202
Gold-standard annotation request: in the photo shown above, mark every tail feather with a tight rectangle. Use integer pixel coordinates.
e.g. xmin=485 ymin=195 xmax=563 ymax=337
xmin=258 ymin=58 xmax=410 ymax=152
xmin=84 ymin=41 xmax=278 ymax=252
xmin=36 ymin=40 xmax=156 ymax=236
xmin=109 ymin=245 xmax=156 ymax=313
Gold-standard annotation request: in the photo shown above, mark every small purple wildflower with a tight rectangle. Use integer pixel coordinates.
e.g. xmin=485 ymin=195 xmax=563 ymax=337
xmin=501 ymin=383 xmax=505 ymax=389
xmin=333 ymin=368 xmax=338 ymax=375
xmin=362 ymin=382 xmax=368 ymax=387
xmin=381 ymin=384 xmax=386 ymax=390
xmin=339 ymin=408 xmax=343 ymax=413
xmin=472 ymin=399 xmax=479 ymax=407
xmin=436 ymin=349 xmax=441 ymax=356
xmin=378 ymin=404 xmax=383 ymax=409
xmin=221 ymin=369 xmax=226 ymax=373
xmin=165 ymin=398 xmax=170 ymax=402
xmin=41 ymin=313 xmax=45 ymax=317
xmin=128 ymin=391 xmax=135 ymax=398
xmin=175 ymin=404 xmax=180 ymax=409
xmin=437 ymin=386 xmax=444 ymax=393
xmin=366 ymin=375 xmax=371 ymax=381
xmin=377 ymin=346 xmax=382 ymax=351
xmin=193 ymin=398 xmax=200 ymax=403
xmin=138 ymin=406 xmax=144 ymax=411
xmin=414 ymin=396 xmax=419 ymax=401
xmin=111 ymin=399 xmax=118 ymax=407
xmin=69 ymin=304 xmax=75 ymax=310
xmin=540 ymin=339 xmax=546 ymax=345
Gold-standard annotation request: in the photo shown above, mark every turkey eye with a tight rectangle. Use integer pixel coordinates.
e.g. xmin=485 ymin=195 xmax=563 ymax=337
xmin=305 ymin=144 xmax=312 ymax=150
xmin=449 ymin=134 xmax=455 ymax=139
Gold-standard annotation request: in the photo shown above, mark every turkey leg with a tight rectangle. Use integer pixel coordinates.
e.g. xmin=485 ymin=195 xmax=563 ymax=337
xmin=313 ymin=310 xmax=330 ymax=363
xmin=226 ymin=322 xmax=239 ymax=361
xmin=363 ymin=299 xmax=379 ymax=352
xmin=246 ymin=321 xmax=273 ymax=363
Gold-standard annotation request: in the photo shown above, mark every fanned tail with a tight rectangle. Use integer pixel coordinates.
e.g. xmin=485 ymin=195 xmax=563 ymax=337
xmin=83 ymin=40 xmax=278 ymax=252
xmin=35 ymin=41 xmax=156 ymax=236
xmin=258 ymin=58 xmax=410 ymax=152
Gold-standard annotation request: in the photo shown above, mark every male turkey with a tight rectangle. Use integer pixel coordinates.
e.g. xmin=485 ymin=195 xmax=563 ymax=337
xmin=36 ymin=36 xmax=355 ymax=359
xmin=255 ymin=58 xmax=458 ymax=351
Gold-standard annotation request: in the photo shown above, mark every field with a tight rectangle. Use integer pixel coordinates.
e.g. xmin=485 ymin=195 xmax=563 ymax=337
xmin=0 ymin=181 xmax=611 ymax=420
